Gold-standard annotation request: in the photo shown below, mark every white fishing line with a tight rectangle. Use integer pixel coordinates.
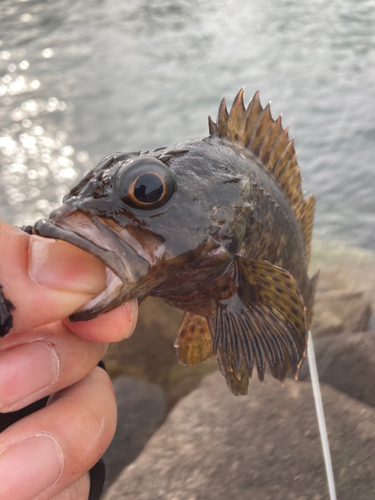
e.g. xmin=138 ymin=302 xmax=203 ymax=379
xmin=307 ymin=330 xmax=337 ymax=500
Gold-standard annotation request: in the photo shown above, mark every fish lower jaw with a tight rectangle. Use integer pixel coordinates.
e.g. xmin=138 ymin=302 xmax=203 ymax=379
xmin=33 ymin=216 xmax=146 ymax=321
xmin=69 ymin=267 xmax=125 ymax=322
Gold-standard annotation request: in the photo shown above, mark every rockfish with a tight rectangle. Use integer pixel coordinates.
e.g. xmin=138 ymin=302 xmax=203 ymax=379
xmin=34 ymin=89 xmax=318 ymax=395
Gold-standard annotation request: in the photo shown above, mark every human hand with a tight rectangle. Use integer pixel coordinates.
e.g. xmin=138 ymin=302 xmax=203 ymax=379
xmin=0 ymin=221 xmax=138 ymax=500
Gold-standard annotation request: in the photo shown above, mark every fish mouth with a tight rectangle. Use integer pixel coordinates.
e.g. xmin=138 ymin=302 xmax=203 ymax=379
xmin=34 ymin=207 xmax=151 ymax=321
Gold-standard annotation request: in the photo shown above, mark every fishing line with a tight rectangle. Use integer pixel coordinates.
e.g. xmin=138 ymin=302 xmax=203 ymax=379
xmin=307 ymin=330 xmax=337 ymax=500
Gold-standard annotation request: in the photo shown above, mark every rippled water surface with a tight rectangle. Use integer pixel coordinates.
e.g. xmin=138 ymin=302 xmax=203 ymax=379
xmin=0 ymin=0 xmax=374 ymax=249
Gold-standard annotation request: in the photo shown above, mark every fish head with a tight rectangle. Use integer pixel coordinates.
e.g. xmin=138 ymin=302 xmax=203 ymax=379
xmin=34 ymin=140 xmax=244 ymax=320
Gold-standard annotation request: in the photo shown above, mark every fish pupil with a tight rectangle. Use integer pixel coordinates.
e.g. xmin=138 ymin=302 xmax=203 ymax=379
xmin=133 ymin=173 xmax=164 ymax=203
xmin=118 ymin=157 xmax=176 ymax=210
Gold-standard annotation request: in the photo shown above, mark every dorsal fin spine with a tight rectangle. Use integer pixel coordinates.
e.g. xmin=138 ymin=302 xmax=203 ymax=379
xmin=217 ymin=97 xmax=229 ymax=137
xmin=208 ymin=116 xmax=216 ymax=135
xmin=273 ymin=139 xmax=295 ymax=179
xmin=278 ymin=152 xmax=298 ymax=189
xmin=209 ymin=89 xmax=315 ymax=267
xmin=285 ymin=168 xmax=302 ymax=207
xmin=267 ymin=127 xmax=289 ymax=172
xmin=228 ymin=89 xmax=245 ymax=142
xmin=258 ymin=115 xmax=283 ymax=164
xmin=238 ymin=91 xmax=262 ymax=148
xmin=300 ymin=194 xmax=315 ymax=266
xmin=249 ymin=103 xmax=274 ymax=155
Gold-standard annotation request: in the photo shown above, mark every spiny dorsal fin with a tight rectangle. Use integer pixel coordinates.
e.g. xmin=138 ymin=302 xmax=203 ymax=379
xmin=299 ymin=194 xmax=315 ymax=267
xmin=208 ymin=89 xmax=315 ymax=267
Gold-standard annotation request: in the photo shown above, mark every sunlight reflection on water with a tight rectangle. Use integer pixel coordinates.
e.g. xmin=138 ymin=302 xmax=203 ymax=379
xmin=0 ymin=0 xmax=374 ymax=248
xmin=0 ymin=48 xmax=92 ymax=226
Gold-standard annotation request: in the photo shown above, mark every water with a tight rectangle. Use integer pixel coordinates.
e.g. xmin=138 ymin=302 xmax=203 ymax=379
xmin=0 ymin=0 xmax=374 ymax=249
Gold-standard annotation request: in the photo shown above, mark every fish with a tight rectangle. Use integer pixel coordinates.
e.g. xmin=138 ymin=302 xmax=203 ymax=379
xmin=33 ymin=89 xmax=319 ymax=395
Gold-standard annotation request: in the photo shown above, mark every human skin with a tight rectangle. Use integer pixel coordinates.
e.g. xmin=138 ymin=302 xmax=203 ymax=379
xmin=0 ymin=221 xmax=138 ymax=500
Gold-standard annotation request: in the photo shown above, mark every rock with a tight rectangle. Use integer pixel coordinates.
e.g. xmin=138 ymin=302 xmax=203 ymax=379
xmin=104 ymin=372 xmax=375 ymax=500
xmin=299 ymin=331 xmax=375 ymax=408
xmin=167 ymin=375 xmax=202 ymax=410
xmin=103 ymin=298 xmax=183 ymax=385
xmin=310 ymin=241 xmax=375 ymax=337
xmin=167 ymin=356 xmax=218 ymax=391
xmin=311 ymin=289 xmax=371 ymax=337
xmin=102 ymin=377 xmax=167 ymax=492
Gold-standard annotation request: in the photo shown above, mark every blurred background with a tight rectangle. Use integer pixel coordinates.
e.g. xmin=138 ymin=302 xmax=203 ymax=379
xmin=0 ymin=0 xmax=374 ymax=249
xmin=1 ymin=1 xmax=375 ymax=498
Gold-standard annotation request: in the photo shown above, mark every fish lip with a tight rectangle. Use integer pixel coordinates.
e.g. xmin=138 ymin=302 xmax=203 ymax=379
xmin=33 ymin=211 xmax=151 ymax=320
xmin=34 ymin=213 xmax=150 ymax=283
xmin=33 ymin=217 xmax=125 ymax=281
xmin=34 ymin=218 xmax=106 ymax=267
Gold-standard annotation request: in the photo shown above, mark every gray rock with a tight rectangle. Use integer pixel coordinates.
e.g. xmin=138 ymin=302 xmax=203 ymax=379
xmin=103 ymin=297 xmax=183 ymax=385
xmin=311 ymin=289 xmax=371 ymax=337
xmin=299 ymin=331 xmax=375 ymax=408
xmin=104 ymin=372 xmax=375 ymax=500
xmin=308 ymin=245 xmax=375 ymax=338
xmin=103 ymin=377 xmax=167 ymax=492
xmin=167 ymin=375 xmax=202 ymax=410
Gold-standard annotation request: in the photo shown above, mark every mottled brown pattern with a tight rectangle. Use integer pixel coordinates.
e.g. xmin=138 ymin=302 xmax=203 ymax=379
xmin=175 ymin=313 xmax=213 ymax=366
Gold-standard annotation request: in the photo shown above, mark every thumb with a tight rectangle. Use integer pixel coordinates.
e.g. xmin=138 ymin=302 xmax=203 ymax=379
xmin=0 ymin=222 xmax=106 ymax=336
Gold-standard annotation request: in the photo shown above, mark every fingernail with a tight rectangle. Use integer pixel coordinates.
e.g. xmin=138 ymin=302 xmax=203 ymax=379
xmin=29 ymin=236 xmax=106 ymax=294
xmin=0 ymin=342 xmax=59 ymax=410
xmin=0 ymin=435 xmax=63 ymax=499
xmin=125 ymin=299 xmax=138 ymax=339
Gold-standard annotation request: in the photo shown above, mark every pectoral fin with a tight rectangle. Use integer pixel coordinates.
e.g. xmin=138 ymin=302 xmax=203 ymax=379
xmin=175 ymin=312 xmax=213 ymax=366
xmin=212 ymin=257 xmax=307 ymax=395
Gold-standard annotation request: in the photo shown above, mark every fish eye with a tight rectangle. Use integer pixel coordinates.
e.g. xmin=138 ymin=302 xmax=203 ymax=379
xmin=118 ymin=157 xmax=176 ymax=210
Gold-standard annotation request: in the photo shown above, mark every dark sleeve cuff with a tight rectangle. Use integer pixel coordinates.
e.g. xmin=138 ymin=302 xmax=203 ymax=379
xmin=87 ymin=361 xmax=108 ymax=499
xmin=88 ymin=360 xmax=108 ymax=499
xmin=88 ymin=458 xmax=106 ymax=500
